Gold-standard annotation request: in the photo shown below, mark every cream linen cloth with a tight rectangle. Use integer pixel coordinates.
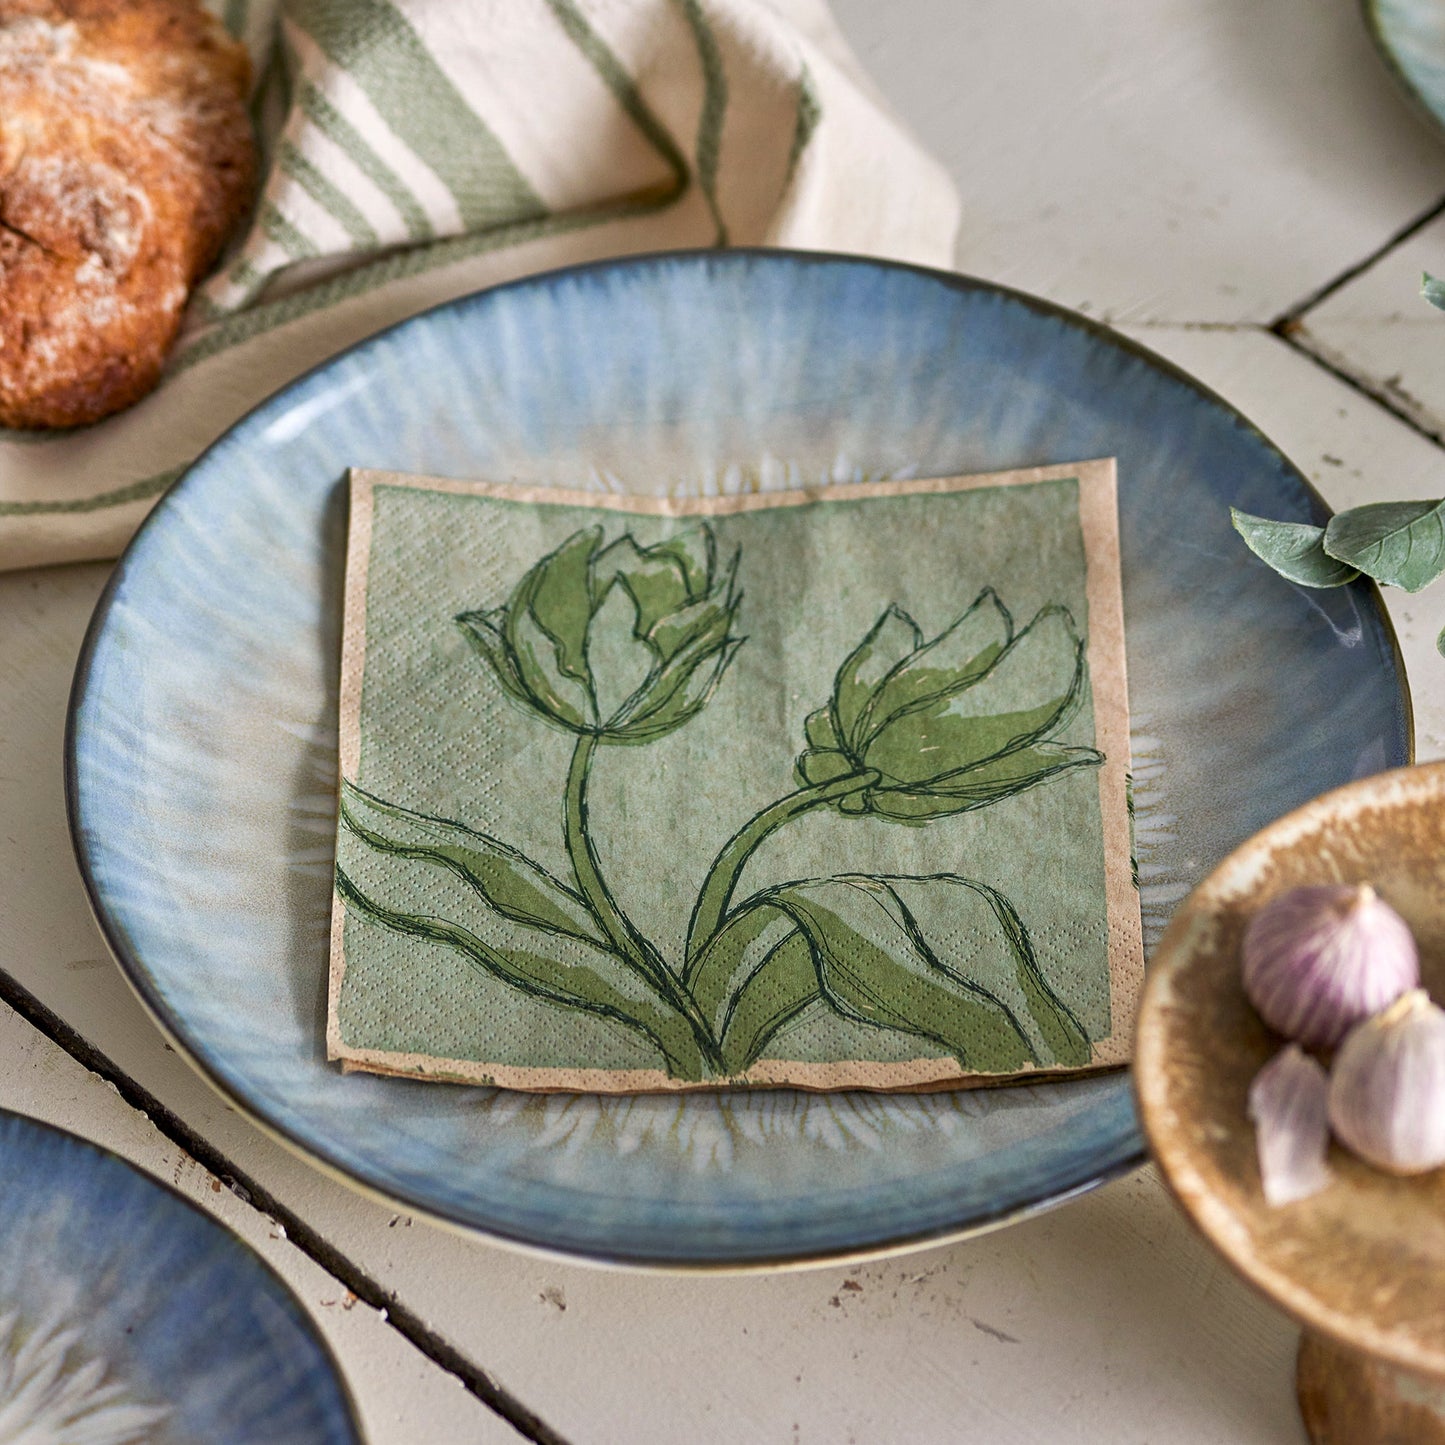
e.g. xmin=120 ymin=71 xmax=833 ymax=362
xmin=0 ymin=0 xmax=960 ymax=571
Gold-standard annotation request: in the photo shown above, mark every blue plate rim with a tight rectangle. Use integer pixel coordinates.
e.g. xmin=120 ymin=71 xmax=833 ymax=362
xmin=1361 ymin=0 xmax=1445 ymax=141
xmin=62 ymin=247 xmax=1414 ymax=1270
xmin=0 ymin=1104 xmax=364 ymax=1436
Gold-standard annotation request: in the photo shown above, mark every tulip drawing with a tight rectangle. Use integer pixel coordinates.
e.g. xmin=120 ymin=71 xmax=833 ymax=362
xmin=455 ymin=523 xmax=743 ymax=743
xmin=338 ymin=529 xmax=1100 ymax=1082
xmin=685 ymin=589 xmax=1103 ymax=959
xmin=796 ymin=589 xmax=1103 ymax=819
xmin=449 ymin=523 xmax=744 ymax=1063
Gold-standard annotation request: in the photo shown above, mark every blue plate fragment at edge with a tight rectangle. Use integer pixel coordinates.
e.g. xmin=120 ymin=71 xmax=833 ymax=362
xmin=0 ymin=1108 xmax=360 ymax=1441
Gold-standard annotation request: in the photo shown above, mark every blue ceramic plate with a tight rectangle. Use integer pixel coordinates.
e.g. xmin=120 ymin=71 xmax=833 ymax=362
xmin=0 ymin=1109 xmax=360 ymax=1441
xmin=1365 ymin=0 xmax=1445 ymax=136
xmin=67 ymin=252 xmax=1409 ymax=1268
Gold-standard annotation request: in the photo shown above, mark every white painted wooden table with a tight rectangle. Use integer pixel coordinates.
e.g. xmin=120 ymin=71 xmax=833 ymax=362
xmin=6 ymin=2 xmax=1445 ymax=1440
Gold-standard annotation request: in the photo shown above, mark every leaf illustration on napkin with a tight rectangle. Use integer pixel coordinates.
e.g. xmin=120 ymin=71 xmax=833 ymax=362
xmin=690 ymin=874 xmax=1091 ymax=1074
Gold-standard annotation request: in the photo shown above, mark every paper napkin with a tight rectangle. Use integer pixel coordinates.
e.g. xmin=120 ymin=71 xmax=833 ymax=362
xmin=329 ymin=462 xmax=1141 ymax=1091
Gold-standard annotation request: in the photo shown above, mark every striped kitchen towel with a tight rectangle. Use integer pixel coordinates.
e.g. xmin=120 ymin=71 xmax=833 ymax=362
xmin=0 ymin=0 xmax=960 ymax=571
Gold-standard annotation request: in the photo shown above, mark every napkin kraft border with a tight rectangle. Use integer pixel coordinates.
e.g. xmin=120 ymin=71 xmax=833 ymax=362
xmin=328 ymin=459 xmax=1141 ymax=1092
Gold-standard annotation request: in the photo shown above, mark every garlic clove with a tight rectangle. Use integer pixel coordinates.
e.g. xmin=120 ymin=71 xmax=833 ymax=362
xmin=1242 ymin=883 xmax=1418 ymax=1048
xmin=1248 ymin=1045 xmax=1334 ymax=1206
xmin=1328 ymin=989 xmax=1445 ymax=1175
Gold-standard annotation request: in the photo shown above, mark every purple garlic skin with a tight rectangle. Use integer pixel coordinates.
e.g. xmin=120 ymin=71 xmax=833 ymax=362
xmin=1328 ymin=990 xmax=1445 ymax=1175
xmin=1242 ymin=883 xmax=1418 ymax=1048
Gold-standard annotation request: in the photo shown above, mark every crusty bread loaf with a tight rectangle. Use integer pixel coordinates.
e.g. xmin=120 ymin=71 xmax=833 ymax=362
xmin=0 ymin=0 xmax=256 ymax=428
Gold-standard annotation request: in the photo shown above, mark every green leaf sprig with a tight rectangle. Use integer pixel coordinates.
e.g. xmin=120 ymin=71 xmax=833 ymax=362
xmin=1231 ymin=274 xmax=1445 ymax=657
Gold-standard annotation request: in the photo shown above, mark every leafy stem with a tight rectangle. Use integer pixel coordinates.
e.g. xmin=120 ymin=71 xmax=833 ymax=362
xmin=684 ymin=770 xmax=879 ymax=974
xmin=564 ymin=730 xmax=724 ymax=1072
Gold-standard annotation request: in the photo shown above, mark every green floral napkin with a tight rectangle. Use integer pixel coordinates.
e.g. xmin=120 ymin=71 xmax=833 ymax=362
xmin=328 ymin=462 xmax=1141 ymax=1092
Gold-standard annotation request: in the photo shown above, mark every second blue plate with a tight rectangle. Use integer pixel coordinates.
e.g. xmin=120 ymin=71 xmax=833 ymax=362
xmin=1366 ymin=0 xmax=1445 ymax=138
xmin=0 ymin=1110 xmax=359 ymax=1441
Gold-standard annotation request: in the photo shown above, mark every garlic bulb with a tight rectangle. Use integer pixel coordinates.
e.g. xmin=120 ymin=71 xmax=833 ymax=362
xmin=1248 ymin=1045 xmax=1334 ymax=1206
xmin=1328 ymin=990 xmax=1445 ymax=1174
xmin=1242 ymin=884 xmax=1418 ymax=1047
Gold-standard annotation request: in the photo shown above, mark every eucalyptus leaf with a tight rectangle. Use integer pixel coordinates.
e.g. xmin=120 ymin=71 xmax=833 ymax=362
xmin=1230 ymin=509 xmax=1360 ymax=588
xmin=1323 ymin=499 xmax=1445 ymax=592
xmin=1423 ymin=272 xmax=1445 ymax=313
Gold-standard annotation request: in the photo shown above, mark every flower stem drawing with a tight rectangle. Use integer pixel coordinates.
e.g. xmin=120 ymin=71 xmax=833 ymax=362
xmin=563 ymin=729 xmax=724 ymax=1070
xmin=564 ymin=731 xmax=656 ymax=979
xmin=684 ymin=771 xmax=878 ymax=966
xmin=337 ymin=521 xmax=1103 ymax=1081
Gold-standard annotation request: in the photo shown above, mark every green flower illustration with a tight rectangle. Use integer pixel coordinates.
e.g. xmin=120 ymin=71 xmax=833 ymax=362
xmin=342 ymin=535 xmax=1101 ymax=1083
xmin=795 ymin=589 xmax=1103 ymax=820
xmin=456 ymin=523 xmax=743 ymax=742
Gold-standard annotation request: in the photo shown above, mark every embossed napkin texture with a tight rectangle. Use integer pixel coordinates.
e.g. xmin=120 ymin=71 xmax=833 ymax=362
xmin=0 ymin=0 xmax=960 ymax=570
xmin=329 ymin=462 xmax=1142 ymax=1092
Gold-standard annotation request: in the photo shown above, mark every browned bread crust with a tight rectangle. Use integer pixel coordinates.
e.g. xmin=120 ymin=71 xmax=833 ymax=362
xmin=0 ymin=0 xmax=256 ymax=428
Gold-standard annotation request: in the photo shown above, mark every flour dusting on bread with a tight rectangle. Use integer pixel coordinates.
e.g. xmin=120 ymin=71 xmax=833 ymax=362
xmin=0 ymin=0 xmax=256 ymax=428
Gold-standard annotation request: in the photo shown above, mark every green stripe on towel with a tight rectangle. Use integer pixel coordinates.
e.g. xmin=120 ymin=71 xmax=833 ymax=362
xmin=543 ymin=0 xmax=691 ymax=200
xmin=279 ymin=140 xmax=381 ymax=249
xmin=261 ymin=200 xmax=321 ymax=260
xmin=674 ymin=0 xmax=729 ymax=245
xmin=785 ymin=65 xmax=821 ymax=188
xmin=298 ymin=80 xmax=435 ymax=242
xmin=0 ymin=468 xmax=182 ymax=517
xmin=288 ymin=0 xmax=548 ymax=229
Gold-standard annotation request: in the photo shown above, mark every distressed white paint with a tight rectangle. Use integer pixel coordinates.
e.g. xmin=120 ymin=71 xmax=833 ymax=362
xmin=830 ymin=0 xmax=1445 ymax=325
xmin=1290 ymin=214 xmax=1445 ymax=441
xmin=0 ymin=1004 xmax=522 ymax=1445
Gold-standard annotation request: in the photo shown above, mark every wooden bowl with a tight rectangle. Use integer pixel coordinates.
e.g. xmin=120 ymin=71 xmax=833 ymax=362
xmin=1135 ymin=761 xmax=1445 ymax=1443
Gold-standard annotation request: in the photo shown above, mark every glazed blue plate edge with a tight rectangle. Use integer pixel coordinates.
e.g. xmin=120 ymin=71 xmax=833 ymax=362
xmin=0 ymin=1106 xmax=364 ymax=1438
xmin=1361 ymin=0 xmax=1445 ymax=136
